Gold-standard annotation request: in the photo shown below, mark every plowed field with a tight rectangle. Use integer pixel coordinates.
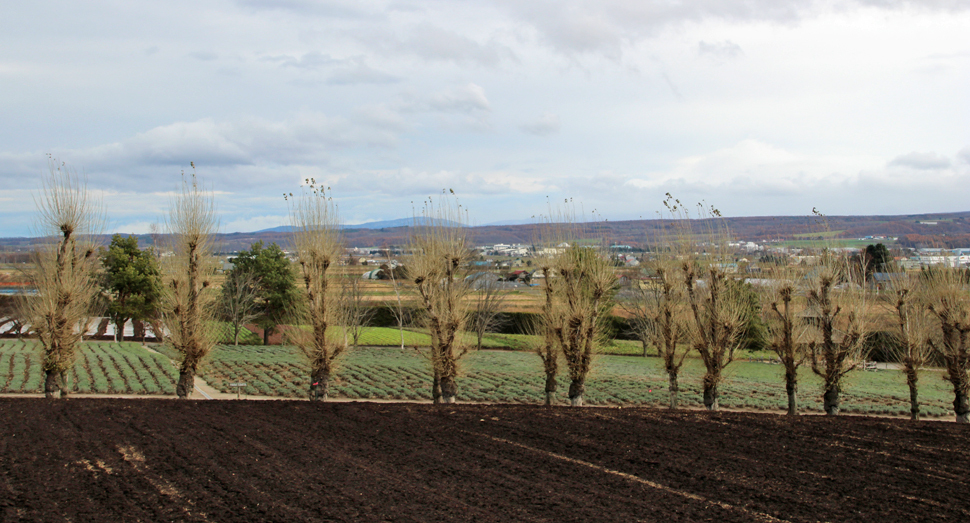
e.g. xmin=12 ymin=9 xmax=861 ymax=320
xmin=1 ymin=399 xmax=967 ymax=522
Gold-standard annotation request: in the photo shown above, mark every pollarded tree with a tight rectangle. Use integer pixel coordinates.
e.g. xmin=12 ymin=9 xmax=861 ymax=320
xmin=640 ymin=261 xmax=691 ymax=409
xmin=805 ymin=251 xmax=870 ymax=416
xmin=229 ymin=241 xmax=297 ymax=345
xmin=885 ymin=272 xmax=932 ymax=421
xmin=759 ymin=266 xmax=810 ymax=416
xmin=161 ymin=169 xmax=219 ymax=399
xmin=682 ymin=260 xmax=749 ymax=411
xmin=921 ymin=267 xmax=970 ymax=423
xmin=285 ymin=182 xmax=346 ymax=401
xmin=409 ymin=193 xmax=472 ymax=404
xmin=543 ymin=243 xmax=617 ymax=407
xmin=20 ymin=157 xmax=103 ymax=399
xmin=535 ymin=265 xmax=561 ymax=406
xmin=100 ymin=234 xmax=162 ymax=342
xmin=667 ymin=197 xmax=748 ymax=412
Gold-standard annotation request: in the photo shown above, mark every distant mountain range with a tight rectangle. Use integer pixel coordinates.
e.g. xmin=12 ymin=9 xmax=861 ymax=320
xmin=3 ymin=211 xmax=970 ymax=254
xmin=255 ymin=217 xmax=464 ymax=233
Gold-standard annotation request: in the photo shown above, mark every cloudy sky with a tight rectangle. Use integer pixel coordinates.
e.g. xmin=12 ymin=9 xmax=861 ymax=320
xmin=2 ymin=0 xmax=969 ymax=236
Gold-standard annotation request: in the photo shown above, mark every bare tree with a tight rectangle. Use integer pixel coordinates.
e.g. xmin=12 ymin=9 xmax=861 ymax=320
xmin=409 ymin=193 xmax=471 ymax=404
xmin=342 ymin=276 xmax=375 ymax=349
xmin=620 ymin=285 xmax=655 ymax=358
xmin=668 ymin=197 xmax=747 ymax=412
xmin=641 ymin=262 xmax=691 ymax=409
xmin=383 ymin=249 xmax=410 ymax=349
xmin=683 ymin=261 xmax=748 ymax=411
xmin=922 ymin=267 xmax=970 ymax=423
xmin=470 ymin=275 xmax=507 ymax=351
xmin=286 ymin=181 xmax=346 ymax=401
xmin=759 ymin=268 xmax=810 ymax=416
xmin=20 ymin=157 xmax=103 ymax=399
xmin=161 ymin=169 xmax=219 ymax=399
xmin=218 ymin=270 xmax=261 ymax=345
xmin=805 ymin=252 xmax=870 ymax=416
xmin=536 ymin=267 xmax=560 ymax=405
xmin=885 ymin=272 xmax=932 ymax=421
xmin=541 ymin=243 xmax=616 ymax=407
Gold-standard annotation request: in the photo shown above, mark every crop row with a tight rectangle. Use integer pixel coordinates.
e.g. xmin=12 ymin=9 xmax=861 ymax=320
xmin=0 ymin=340 xmax=177 ymax=394
xmin=1 ymin=339 xmax=957 ymax=416
xmin=196 ymin=345 xmax=956 ymax=416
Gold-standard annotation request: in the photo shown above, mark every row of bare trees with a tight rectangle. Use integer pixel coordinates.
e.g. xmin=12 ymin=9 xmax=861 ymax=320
xmin=617 ymin=196 xmax=970 ymax=423
xmin=19 ymin=163 xmax=970 ymax=422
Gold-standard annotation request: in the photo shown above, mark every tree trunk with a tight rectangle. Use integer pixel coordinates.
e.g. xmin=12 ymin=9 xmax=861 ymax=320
xmin=668 ymin=371 xmax=679 ymax=409
xmin=94 ymin=318 xmax=109 ymax=338
xmin=233 ymin=324 xmax=240 ymax=346
xmin=263 ymin=326 xmax=270 ymax=346
xmin=568 ymin=379 xmax=585 ymax=407
xmin=905 ymin=369 xmax=919 ymax=421
xmin=133 ymin=320 xmax=146 ymax=340
xmin=310 ymin=367 xmax=330 ymax=401
xmin=785 ymin=371 xmax=798 ymax=417
xmin=953 ymin=389 xmax=969 ymax=423
xmin=823 ymin=387 xmax=840 ymax=416
xmin=440 ymin=374 xmax=457 ymax=404
xmin=44 ymin=370 xmax=63 ymax=399
xmin=703 ymin=382 xmax=719 ymax=411
xmin=432 ymin=370 xmax=442 ymax=404
xmin=60 ymin=371 xmax=70 ymax=397
xmin=176 ymin=366 xmax=195 ymax=399
xmin=544 ymin=374 xmax=557 ymax=406
xmin=115 ymin=319 xmax=125 ymax=342
xmin=642 ymin=339 xmax=649 ymax=358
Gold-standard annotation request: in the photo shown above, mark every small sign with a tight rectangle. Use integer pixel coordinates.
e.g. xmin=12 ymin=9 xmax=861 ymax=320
xmin=228 ymin=382 xmax=247 ymax=399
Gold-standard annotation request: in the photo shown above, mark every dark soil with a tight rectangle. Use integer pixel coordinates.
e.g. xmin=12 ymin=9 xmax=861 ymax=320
xmin=1 ymin=399 xmax=968 ymax=522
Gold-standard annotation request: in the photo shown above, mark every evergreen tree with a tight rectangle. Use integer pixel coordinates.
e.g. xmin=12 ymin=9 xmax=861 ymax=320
xmin=100 ymin=234 xmax=162 ymax=341
xmin=228 ymin=241 xmax=297 ymax=344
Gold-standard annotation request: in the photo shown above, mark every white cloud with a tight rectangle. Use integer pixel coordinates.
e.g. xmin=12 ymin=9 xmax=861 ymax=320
xmin=328 ymin=62 xmax=400 ymax=85
xmin=188 ymin=51 xmax=219 ymax=62
xmin=2 ymin=0 xmax=970 ymax=236
xmin=234 ymin=0 xmax=379 ymax=18
xmin=264 ymin=51 xmax=341 ymax=69
xmin=889 ymin=151 xmax=952 ymax=170
xmin=519 ymin=112 xmax=561 ymax=136
xmin=697 ymin=40 xmax=743 ymax=62
xmin=396 ymin=24 xmax=512 ymax=66
xmin=405 ymin=83 xmax=491 ymax=113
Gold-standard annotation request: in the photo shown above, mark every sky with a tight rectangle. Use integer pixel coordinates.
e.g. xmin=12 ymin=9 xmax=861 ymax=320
xmin=1 ymin=0 xmax=969 ymax=237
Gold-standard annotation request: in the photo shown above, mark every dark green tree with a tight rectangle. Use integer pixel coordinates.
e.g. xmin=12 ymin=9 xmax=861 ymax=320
xmin=100 ymin=234 xmax=162 ymax=342
xmin=228 ymin=241 xmax=297 ymax=344
xmin=863 ymin=243 xmax=894 ymax=276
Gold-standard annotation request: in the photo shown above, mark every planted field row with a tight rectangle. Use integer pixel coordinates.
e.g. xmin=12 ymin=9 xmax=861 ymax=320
xmin=209 ymin=324 xmax=643 ymax=356
xmin=199 ymin=345 xmax=957 ymax=416
xmin=0 ymin=340 xmax=178 ymax=395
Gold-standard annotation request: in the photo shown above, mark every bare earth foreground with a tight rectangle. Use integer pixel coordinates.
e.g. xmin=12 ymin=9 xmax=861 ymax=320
xmin=1 ymin=399 xmax=968 ymax=522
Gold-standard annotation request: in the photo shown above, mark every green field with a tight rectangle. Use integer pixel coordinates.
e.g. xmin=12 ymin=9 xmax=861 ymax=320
xmin=342 ymin=326 xmax=642 ymax=355
xmin=0 ymin=339 xmax=957 ymax=417
xmin=791 ymin=230 xmax=846 ymax=238
xmin=0 ymin=340 xmax=178 ymax=394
